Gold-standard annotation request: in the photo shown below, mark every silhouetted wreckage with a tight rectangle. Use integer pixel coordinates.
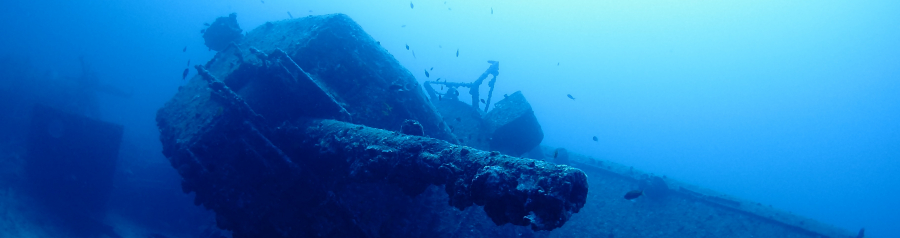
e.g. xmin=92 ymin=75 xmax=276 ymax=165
xmin=26 ymin=104 xmax=124 ymax=238
xmin=156 ymin=13 xmax=587 ymax=237
xmin=0 ymin=54 xmax=131 ymax=237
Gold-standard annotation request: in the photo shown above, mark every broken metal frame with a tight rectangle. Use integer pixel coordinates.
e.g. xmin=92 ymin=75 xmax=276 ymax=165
xmin=424 ymin=61 xmax=500 ymax=112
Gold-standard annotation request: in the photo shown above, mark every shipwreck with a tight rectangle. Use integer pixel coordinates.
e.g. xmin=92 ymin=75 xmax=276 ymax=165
xmin=156 ymin=13 xmax=859 ymax=238
xmin=157 ymin=13 xmax=586 ymax=237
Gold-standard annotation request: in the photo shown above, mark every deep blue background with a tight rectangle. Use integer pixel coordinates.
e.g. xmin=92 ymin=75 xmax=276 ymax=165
xmin=1 ymin=0 xmax=897 ymax=237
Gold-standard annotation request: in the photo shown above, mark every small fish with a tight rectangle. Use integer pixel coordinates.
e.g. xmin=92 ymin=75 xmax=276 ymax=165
xmin=204 ymin=23 xmax=210 ymax=26
xmin=182 ymin=46 xmax=186 ymax=52
xmin=491 ymin=7 xmax=493 ymax=14
xmin=376 ymin=41 xmax=381 ymax=45
xmin=186 ymin=59 xmax=190 ymax=67
xmin=592 ymin=136 xmax=598 ymax=142
xmin=260 ymin=0 xmax=264 ymax=3
xmin=182 ymin=68 xmax=189 ymax=80
xmin=567 ymin=94 xmax=575 ymax=100
xmin=480 ymin=99 xmax=485 ymax=104
xmin=456 ymin=49 xmax=459 ymax=57
xmin=441 ymin=85 xmax=443 ymax=90
xmin=430 ymin=67 xmax=433 ymax=71
xmin=412 ymin=50 xmax=416 ymax=58
xmin=401 ymin=24 xmax=406 ymax=27
xmin=309 ymin=10 xmax=313 ymax=13
xmin=200 ymin=29 xmax=206 ymax=33
xmin=410 ymin=2 xmax=414 ymax=9
xmin=553 ymin=149 xmax=559 ymax=159
xmin=406 ymin=44 xmax=410 ymax=50
xmin=424 ymin=69 xmax=429 ymax=78
xmin=439 ymin=45 xmax=442 ymax=48
xmin=455 ymin=117 xmax=461 ymax=122
xmin=624 ymin=190 xmax=643 ymax=200
xmin=557 ymin=62 xmax=560 ymax=66
xmin=439 ymin=95 xmax=442 ymax=101
xmin=503 ymin=94 xmax=508 ymax=98
xmin=287 ymin=12 xmax=293 ymax=18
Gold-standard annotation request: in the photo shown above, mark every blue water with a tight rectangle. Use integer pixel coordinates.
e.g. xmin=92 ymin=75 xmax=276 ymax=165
xmin=1 ymin=0 xmax=897 ymax=237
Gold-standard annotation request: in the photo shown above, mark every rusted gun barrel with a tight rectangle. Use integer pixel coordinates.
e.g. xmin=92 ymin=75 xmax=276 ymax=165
xmin=278 ymin=118 xmax=588 ymax=231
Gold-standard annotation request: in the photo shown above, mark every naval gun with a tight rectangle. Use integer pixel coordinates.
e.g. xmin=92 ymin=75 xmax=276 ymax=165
xmin=156 ymin=13 xmax=586 ymax=237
